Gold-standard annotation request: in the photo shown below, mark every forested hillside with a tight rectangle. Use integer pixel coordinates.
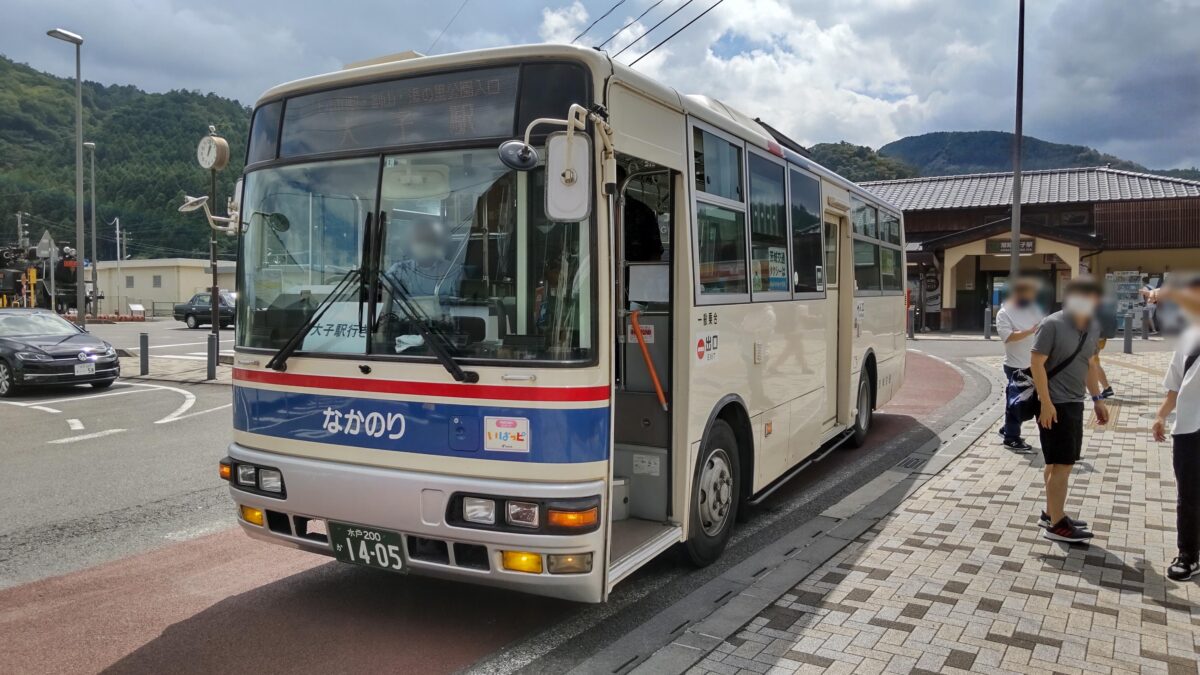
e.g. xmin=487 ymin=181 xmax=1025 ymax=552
xmin=0 ymin=55 xmax=248 ymax=260
xmin=808 ymin=142 xmax=919 ymax=182
xmin=878 ymin=131 xmax=1200 ymax=180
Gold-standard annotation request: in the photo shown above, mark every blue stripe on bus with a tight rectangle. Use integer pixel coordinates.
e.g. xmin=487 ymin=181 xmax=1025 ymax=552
xmin=233 ymin=386 xmax=610 ymax=464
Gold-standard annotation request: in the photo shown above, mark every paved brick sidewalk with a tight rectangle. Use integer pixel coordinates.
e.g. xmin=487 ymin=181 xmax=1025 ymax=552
xmin=690 ymin=352 xmax=1199 ymax=675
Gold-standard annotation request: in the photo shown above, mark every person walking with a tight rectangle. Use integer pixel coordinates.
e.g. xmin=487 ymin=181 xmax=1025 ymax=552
xmin=1030 ymin=278 xmax=1110 ymax=542
xmin=1143 ymin=275 xmax=1159 ymax=334
xmin=1149 ymin=277 xmax=1200 ymax=580
xmin=996 ymin=277 xmax=1043 ymax=452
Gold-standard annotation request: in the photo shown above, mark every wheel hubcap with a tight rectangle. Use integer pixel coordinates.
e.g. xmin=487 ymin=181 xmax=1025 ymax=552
xmin=698 ymin=449 xmax=733 ymax=537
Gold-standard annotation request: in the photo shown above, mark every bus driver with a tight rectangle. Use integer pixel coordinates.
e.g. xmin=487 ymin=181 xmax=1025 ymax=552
xmin=384 ymin=215 xmax=463 ymax=301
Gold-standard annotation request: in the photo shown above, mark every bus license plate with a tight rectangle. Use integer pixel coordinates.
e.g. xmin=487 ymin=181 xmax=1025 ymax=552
xmin=328 ymin=522 xmax=406 ymax=573
xmin=74 ymin=363 xmax=96 ymax=376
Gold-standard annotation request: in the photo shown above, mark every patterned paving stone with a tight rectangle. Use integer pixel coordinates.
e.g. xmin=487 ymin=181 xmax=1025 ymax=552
xmin=699 ymin=353 xmax=1199 ymax=674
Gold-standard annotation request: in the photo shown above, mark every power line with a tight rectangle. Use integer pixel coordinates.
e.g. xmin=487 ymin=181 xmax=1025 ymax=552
xmin=629 ymin=0 xmax=725 ymax=66
xmin=613 ymin=0 xmax=697 ymax=59
xmin=598 ymin=0 xmax=665 ymax=49
xmin=572 ymin=0 xmax=627 ymax=44
xmin=427 ymin=0 xmax=469 ymax=54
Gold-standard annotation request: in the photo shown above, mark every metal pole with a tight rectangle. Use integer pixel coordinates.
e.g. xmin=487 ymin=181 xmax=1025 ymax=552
xmin=139 ymin=332 xmax=149 ymax=375
xmin=74 ymin=42 xmax=86 ymax=327
xmin=114 ymin=217 xmax=122 ymax=315
xmin=984 ymin=307 xmax=992 ymax=340
xmin=207 ymin=333 xmax=218 ymax=381
xmin=1142 ymin=307 xmax=1150 ymax=340
xmin=907 ymin=306 xmax=915 ymax=340
xmin=209 ymin=167 xmax=219 ymax=338
xmin=1123 ymin=312 xmax=1133 ymax=354
xmin=87 ymin=143 xmax=99 ymax=315
xmin=49 ymin=245 xmax=56 ymax=310
xmin=1008 ymin=0 xmax=1025 ymax=280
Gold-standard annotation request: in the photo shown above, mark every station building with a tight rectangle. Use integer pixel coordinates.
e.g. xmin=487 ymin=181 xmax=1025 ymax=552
xmin=88 ymin=258 xmax=236 ymax=316
xmin=863 ymin=166 xmax=1200 ymax=331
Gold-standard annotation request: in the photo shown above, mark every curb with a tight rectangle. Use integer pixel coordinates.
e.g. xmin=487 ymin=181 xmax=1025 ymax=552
xmin=572 ymin=358 xmax=1007 ymax=675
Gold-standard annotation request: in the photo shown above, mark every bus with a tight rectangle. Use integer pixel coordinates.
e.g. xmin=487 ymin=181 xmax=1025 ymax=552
xmin=224 ymin=44 xmax=906 ymax=602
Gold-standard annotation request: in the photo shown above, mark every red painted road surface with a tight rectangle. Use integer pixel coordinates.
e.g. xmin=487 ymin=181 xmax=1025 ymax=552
xmin=0 ymin=351 xmax=962 ymax=675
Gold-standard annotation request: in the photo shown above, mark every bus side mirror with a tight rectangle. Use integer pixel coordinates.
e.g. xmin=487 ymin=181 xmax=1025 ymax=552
xmin=544 ymin=131 xmax=591 ymax=222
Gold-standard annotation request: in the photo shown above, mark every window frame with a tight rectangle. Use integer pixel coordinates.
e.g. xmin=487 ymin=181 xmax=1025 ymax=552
xmin=851 ymin=196 xmax=905 ymax=298
xmin=689 ymin=119 xmax=750 ymax=306
xmin=746 ymin=147 xmax=792 ymax=303
xmin=787 ymin=165 xmax=826 ymax=301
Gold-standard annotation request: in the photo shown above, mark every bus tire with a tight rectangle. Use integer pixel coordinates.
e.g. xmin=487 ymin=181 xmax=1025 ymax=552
xmin=848 ymin=375 xmax=873 ymax=448
xmin=684 ymin=419 xmax=740 ymax=566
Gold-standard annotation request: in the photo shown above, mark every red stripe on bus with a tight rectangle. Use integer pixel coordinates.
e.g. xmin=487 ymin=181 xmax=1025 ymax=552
xmin=233 ymin=368 xmax=611 ymax=403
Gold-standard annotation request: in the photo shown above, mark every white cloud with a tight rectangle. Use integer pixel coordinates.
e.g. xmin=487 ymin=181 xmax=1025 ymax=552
xmin=2 ymin=0 xmax=1196 ymax=167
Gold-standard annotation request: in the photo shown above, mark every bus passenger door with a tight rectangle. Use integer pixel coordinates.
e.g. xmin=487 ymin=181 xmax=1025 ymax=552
xmin=821 ymin=216 xmax=842 ymax=430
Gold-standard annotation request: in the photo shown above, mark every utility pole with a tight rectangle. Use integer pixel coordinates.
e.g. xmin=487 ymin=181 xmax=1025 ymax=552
xmin=85 ymin=141 xmax=99 ymax=315
xmin=113 ymin=217 xmax=122 ymax=315
xmin=1009 ymin=0 xmax=1025 ymax=280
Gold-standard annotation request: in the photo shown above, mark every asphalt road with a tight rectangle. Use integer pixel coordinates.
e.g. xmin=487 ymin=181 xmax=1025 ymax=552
xmin=0 ymin=350 xmax=988 ymax=674
xmin=86 ymin=319 xmax=235 ymax=361
xmin=0 ymin=378 xmax=234 ymax=587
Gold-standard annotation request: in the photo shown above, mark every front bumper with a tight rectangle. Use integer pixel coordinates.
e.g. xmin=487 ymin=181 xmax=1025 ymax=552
xmin=227 ymin=443 xmax=608 ymax=603
xmin=15 ymin=358 xmax=120 ymax=386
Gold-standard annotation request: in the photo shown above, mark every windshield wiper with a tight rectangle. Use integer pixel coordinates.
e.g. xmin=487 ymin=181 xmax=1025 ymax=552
xmin=378 ymin=270 xmax=479 ymax=383
xmin=265 ymin=267 xmax=360 ymax=372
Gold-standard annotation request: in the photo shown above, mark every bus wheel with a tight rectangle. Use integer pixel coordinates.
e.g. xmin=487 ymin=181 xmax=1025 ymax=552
xmin=685 ymin=419 xmax=740 ymax=566
xmin=848 ymin=376 xmax=873 ymax=448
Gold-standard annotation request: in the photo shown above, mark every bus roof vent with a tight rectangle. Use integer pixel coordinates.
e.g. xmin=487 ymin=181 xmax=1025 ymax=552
xmin=343 ymin=51 xmax=426 ymax=70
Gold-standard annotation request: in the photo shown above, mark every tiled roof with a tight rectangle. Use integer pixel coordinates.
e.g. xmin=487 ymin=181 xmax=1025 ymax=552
xmin=861 ymin=166 xmax=1200 ymax=212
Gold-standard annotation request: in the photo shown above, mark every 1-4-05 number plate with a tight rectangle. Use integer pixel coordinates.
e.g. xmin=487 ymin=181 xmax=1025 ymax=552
xmin=329 ymin=522 xmax=406 ymax=573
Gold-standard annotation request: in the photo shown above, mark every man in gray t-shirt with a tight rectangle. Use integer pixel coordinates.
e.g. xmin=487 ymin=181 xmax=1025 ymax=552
xmin=1030 ymin=278 xmax=1111 ymax=543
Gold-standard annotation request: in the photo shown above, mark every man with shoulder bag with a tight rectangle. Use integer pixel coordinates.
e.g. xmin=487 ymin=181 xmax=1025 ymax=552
xmin=1030 ymin=279 xmax=1111 ymax=542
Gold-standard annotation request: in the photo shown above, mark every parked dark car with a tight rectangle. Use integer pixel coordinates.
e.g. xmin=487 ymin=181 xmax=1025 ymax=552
xmin=174 ymin=291 xmax=235 ymax=329
xmin=0 ymin=309 xmax=120 ymax=397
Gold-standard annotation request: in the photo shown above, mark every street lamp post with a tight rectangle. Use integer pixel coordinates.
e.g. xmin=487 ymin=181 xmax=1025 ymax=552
xmin=85 ymin=141 xmax=99 ymax=315
xmin=47 ymin=27 xmax=86 ymax=326
xmin=1009 ymin=0 xmax=1025 ymax=280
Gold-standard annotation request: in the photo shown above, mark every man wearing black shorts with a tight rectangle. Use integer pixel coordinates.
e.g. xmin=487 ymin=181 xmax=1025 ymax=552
xmin=1030 ymin=279 xmax=1111 ymax=542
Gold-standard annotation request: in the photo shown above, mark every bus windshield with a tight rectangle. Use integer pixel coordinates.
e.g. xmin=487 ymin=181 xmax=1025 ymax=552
xmin=237 ymin=149 xmax=595 ymax=364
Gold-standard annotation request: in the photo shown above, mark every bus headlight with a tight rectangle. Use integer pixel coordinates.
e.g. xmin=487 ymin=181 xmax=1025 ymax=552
xmin=463 ymin=497 xmax=496 ymax=525
xmin=547 ymin=553 xmax=592 ymax=574
xmin=236 ymin=464 xmax=257 ymax=486
xmin=258 ymin=468 xmax=284 ymax=493
xmin=506 ymin=501 xmax=539 ymax=528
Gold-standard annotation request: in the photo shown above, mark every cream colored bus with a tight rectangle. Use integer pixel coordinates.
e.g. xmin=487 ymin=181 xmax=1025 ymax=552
xmin=223 ymin=44 xmax=905 ymax=602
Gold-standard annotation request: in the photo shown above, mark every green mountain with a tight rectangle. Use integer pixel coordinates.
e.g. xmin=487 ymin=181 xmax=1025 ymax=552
xmin=877 ymin=131 xmax=1200 ymax=180
xmin=808 ymin=142 xmax=919 ymax=182
xmin=0 ymin=55 xmax=248 ymax=261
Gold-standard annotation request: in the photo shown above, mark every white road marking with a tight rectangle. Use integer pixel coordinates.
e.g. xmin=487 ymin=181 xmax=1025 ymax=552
xmin=126 ymin=382 xmax=197 ymax=423
xmin=24 ymin=387 xmax=153 ymax=407
xmin=67 ymin=418 xmax=84 ymax=431
xmin=48 ymin=428 xmax=126 ymax=444
xmin=130 ymin=339 xmax=235 ymax=350
xmin=159 ymin=403 xmax=232 ymax=423
xmin=30 ymin=405 xmax=62 ymax=413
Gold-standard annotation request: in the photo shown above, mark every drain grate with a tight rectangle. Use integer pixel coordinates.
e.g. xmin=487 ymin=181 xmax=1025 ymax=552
xmin=898 ymin=456 xmax=927 ymax=469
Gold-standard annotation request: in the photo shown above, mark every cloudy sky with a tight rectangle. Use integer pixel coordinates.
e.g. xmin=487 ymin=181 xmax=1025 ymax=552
xmin=4 ymin=0 xmax=1197 ymax=168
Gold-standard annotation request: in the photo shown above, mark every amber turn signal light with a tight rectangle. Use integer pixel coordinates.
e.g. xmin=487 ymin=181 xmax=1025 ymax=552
xmin=240 ymin=505 xmax=264 ymax=526
xmin=219 ymin=460 xmax=232 ymax=481
xmin=547 ymin=507 xmax=598 ymax=529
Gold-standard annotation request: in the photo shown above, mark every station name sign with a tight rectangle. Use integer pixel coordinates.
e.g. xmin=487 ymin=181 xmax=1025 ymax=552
xmin=985 ymin=238 xmax=1035 ymax=255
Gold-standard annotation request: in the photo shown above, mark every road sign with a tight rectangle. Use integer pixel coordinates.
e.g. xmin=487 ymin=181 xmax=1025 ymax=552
xmin=36 ymin=231 xmax=55 ymax=259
